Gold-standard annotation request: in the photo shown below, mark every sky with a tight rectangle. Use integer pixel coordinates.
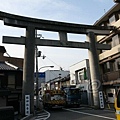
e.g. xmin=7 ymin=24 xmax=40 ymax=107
xmin=0 ymin=0 xmax=116 ymax=71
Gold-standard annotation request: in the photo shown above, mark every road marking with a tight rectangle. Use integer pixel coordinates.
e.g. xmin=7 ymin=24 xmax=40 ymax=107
xmin=71 ymin=107 xmax=93 ymax=110
xmin=35 ymin=109 xmax=50 ymax=120
xmin=63 ymin=108 xmax=116 ymax=120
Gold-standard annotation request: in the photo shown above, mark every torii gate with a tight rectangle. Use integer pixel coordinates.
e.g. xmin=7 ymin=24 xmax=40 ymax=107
xmin=0 ymin=11 xmax=115 ymax=116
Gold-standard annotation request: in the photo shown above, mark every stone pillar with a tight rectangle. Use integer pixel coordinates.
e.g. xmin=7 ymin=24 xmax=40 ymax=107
xmin=22 ymin=26 xmax=35 ymax=116
xmin=87 ymin=31 xmax=103 ymax=108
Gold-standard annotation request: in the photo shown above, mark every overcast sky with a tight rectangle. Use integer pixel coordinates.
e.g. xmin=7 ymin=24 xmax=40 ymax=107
xmin=0 ymin=0 xmax=115 ymax=71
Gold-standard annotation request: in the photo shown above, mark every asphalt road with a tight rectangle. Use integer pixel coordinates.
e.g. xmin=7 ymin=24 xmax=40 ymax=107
xmin=47 ymin=107 xmax=116 ymax=120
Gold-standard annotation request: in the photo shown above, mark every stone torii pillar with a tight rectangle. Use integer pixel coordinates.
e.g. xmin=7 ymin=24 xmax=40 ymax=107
xmin=22 ymin=26 xmax=35 ymax=116
xmin=87 ymin=31 xmax=104 ymax=108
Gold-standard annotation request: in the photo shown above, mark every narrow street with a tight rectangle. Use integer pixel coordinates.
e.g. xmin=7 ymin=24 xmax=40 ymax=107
xmin=47 ymin=107 xmax=116 ymax=120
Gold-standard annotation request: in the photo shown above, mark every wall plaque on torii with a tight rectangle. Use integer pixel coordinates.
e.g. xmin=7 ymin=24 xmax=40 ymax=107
xmin=0 ymin=11 xmax=116 ymax=116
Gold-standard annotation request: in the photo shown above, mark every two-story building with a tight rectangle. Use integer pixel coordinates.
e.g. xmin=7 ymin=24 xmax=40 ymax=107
xmin=0 ymin=46 xmax=23 ymax=113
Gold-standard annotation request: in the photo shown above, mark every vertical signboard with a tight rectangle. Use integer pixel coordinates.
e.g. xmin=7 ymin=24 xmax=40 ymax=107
xmin=99 ymin=91 xmax=104 ymax=109
xmin=25 ymin=95 xmax=30 ymax=115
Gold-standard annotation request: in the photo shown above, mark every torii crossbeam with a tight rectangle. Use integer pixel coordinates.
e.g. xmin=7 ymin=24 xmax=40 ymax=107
xmin=0 ymin=11 xmax=116 ymax=116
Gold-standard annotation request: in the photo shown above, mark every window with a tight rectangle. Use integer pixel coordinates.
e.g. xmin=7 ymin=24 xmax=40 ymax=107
xmin=106 ymin=62 xmax=110 ymax=72
xmin=0 ymin=73 xmax=6 ymax=88
xmin=109 ymin=15 xmax=116 ymax=25
xmin=103 ymin=61 xmax=115 ymax=73
xmin=79 ymin=72 xmax=84 ymax=80
xmin=115 ymin=58 xmax=120 ymax=70
xmin=115 ymin=10 xmax=120 ymax=21
xmin=8 ymin=74 xmax=15 ymax=89
xmin=119 ymin=13 xmax=120 ymax=20
xmin=112 ymin=34 xmax=120 ymax=47
xmin=117 ymin=61 xmax=120 ymax=70
xmin=78 ymin=69 xmax=84 ymax=80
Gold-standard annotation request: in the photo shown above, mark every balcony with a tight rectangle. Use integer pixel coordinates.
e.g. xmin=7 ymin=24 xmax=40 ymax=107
xmin=102 ymin=70 xmax=120 ymax=85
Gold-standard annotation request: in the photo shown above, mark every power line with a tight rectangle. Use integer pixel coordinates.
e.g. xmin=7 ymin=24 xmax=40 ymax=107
xmin=45 ymin=56 xmax=64 ymax=70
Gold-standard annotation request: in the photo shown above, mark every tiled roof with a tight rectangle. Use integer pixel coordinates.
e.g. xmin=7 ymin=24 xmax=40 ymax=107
xmin=0 ymin=61 xmax=17 ymax=70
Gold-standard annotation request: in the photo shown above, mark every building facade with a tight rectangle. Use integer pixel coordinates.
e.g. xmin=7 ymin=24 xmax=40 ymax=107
xmin=0 ymin=46 xmax=23 ymax=113
xmin=69 ymin=59 xmax=90 ymax=85
xmin=39 ymin=70 xmax=70 ymax=94
xmin=45 ymin=70 xmax=69 ymax=89
xmin=45 ymin=70 xmax=69 ymax=83
xmin=69 ymin=59 xmax=93 ymax=105
xmin=94 ymin=3 xmax=120 ymax=104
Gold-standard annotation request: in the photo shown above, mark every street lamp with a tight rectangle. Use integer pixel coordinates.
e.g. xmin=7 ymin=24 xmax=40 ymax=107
xmin=39 ymin=65 xmax=54 ymax=71
xmin=35 ymin=65 xmax=54 ymax=109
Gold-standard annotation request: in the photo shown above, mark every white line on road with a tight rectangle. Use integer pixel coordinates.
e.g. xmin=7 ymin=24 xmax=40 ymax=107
xmin=43 ymin=109 xmax=51 ymax=120
xmin=63 ymin=108 xmax=116 ymax=120
xmin=35 ymin=109 xmax=50 ymax=120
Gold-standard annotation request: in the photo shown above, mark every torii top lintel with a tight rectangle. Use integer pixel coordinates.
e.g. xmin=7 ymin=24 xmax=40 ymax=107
xmin=0 ymin=11 xmax=115 ymax=35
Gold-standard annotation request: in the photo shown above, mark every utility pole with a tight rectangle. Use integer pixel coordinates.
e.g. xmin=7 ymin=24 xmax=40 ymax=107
xmin=35 ymin=45 xmax=39 ymax=110
xmin=35 ymin=30 xmax=42 ymax=110
xmin=35 ymin=31 xmax=45 ymax=110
